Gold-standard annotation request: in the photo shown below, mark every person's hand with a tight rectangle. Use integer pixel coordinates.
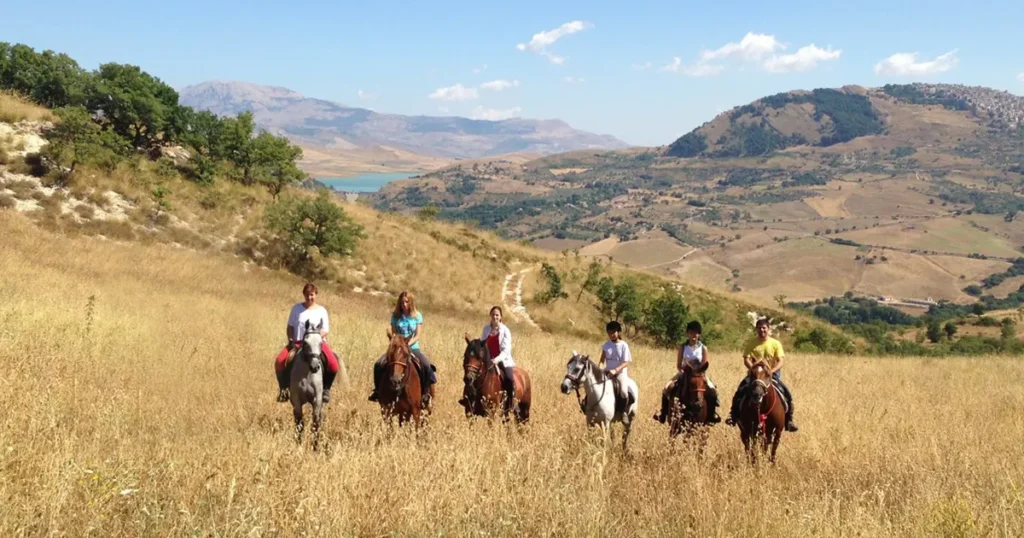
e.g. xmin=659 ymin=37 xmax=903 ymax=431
xmin=604 ymin=368 xmax=615 ymax=377
xmin=319 ymin=329 xmax=328 ymax=337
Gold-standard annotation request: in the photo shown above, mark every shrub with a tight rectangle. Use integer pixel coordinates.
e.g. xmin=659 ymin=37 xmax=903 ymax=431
xmin=265 ymin=191 xmax=365 ymax=264
xmin=0 ymin=193 xmax=16 ymax=209
xmin=644 ymin=289 xmax=689 ymax=347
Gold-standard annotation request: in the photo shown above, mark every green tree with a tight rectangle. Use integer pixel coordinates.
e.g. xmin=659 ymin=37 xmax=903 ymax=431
xmin=43 ymin=106 xmax=127 ymax=180
xmin=218 ymin=112 xmax=257 ymax=183
xmin=774 ymin=294 xmax=788 ymax=310
xmin=1001 ymin=318 xmax=1017 ymax=341
xmin=535 ymin=262 xmax=569 ymax=304
xmin=251 ymin=131 xmax=305 ymax=198
xmin=577 ymin=260 xmax=603 ymax=302
xmin=944 ymin=321 xmax=958 ymax=340
xmin=266 ymin=192 xmax=365 ymax=261
xmin=417 ymin=205 xmax=439 ymax=221
xmin=926 ymin=320 xmax=943 ymax=343
xmin=645 ymin=289 xmax=689 ymax=347
xmin=86 ymin=63 xmax=179 ymax=149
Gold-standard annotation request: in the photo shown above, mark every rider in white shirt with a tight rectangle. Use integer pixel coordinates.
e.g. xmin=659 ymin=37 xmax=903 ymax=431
xmin=600 ymin=320 xmax=632 ymax=401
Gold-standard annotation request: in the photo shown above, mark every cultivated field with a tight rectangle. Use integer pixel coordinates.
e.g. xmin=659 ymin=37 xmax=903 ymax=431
xmin=2 ymin=213 xmax=1023 ymax=536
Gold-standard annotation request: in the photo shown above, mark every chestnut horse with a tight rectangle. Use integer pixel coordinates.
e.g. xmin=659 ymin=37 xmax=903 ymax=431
xmin=737 ymin=363 xmax=785 ymax=463
xmin=460 ymin=337 xmax=531 ymax=423
xmin=664 ymin=361 xmax=715 ymax=444
xmin=377 ymin=333 xmax=432 ymax=427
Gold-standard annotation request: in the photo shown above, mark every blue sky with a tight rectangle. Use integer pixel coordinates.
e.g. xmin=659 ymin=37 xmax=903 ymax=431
xmin=6 ymin=0 xmax=1023 ymax=145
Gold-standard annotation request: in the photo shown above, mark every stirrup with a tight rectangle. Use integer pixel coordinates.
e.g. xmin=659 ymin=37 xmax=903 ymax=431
xmin=785 ymin=421 xmax=799 ymax=432
xmin=276 ymin=388 xmax=290 ymax=402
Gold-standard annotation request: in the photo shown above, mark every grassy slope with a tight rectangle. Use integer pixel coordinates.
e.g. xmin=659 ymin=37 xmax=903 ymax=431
xmin=1 ymin=211 xmax=1023 ymax=536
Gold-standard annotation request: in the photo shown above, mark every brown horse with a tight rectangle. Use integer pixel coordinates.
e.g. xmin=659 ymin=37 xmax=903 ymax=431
xmin=460 ymin=337 xmax=531 ymax=423
xmin=665 ymin=361 xmax=716 ymax=443
xmin=737 ymin=363 xmax=785 ymax=463
xmin=377 ymin=333 xmax=432 ymax=427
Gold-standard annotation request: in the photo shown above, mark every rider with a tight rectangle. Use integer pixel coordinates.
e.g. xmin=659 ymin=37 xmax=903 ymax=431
xmin=600 ymin=320 xmax=632 ymax=406
xmin=654 ymin=320 xmax=720 ymax=423
xmin=368 ymin=290 xmax=436 ymax=405
xmin=274 ymin=283 xmax=341 ymax=403
xmin=481 ymin=306 xmax=516 ymax=412
xmin=726 ymin=318 xmax=799 ymax=432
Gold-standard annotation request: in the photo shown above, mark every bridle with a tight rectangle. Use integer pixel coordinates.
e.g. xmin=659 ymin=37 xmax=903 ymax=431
xmin=386 ymin=340 xmax=413 ymax=391
xmin=750 ymin=369 xmax=778 ymax=436
xmin=563 ymin=356 xmax=605 ymax=414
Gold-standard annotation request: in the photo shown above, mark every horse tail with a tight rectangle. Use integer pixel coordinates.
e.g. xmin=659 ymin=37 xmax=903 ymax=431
xmin=336 ymin=355 xmax=350 ymax=390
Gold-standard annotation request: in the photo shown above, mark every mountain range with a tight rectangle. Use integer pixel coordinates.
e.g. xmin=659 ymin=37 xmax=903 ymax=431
xmin=178 ymin=81 xmax=629 ymax=175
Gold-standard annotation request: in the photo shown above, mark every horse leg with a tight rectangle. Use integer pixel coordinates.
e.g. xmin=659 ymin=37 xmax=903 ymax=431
xmin=516 ymin=400 xmax=530 ymax=425
xmin=621 ymin=418 xmax=632 ymax=452
xmin=293 ymin=406 xmax=304 ymax=445
xmin=770 ymin=430 xmax=781 ymax=464
xmin=311 ymin=403 xmax=323 ymax=452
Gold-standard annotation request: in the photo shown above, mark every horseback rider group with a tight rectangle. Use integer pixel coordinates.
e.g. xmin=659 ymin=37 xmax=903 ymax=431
xmin=273 ymin=283 xmax=799 ymax=434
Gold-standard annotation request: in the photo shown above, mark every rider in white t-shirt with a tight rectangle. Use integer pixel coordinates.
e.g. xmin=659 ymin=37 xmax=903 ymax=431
xmin=274 ymin=283 xmax=342 ymax=403
xmin=600 ymin=320 xmax=632 ymax=401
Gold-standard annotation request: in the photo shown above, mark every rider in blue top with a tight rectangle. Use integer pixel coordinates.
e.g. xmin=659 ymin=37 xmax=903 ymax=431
xmin=369 ymin=290 xmax=436 ymax=405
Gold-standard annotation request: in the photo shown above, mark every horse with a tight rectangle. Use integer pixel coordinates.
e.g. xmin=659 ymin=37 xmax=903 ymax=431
xmin=460 ymin=336 xmax=531 ymax=424
xmin=737 ymin=363 xmax=786 ymax=463
xmin=290 ymin=320 xmax=326 ymax=450
xmin=663 ymin=361 xmax=716 ymax=445
xmin=376 ymin=332 xmax=430 ymax=427
xmin=560 ymin=352 xmax=638 ymax=450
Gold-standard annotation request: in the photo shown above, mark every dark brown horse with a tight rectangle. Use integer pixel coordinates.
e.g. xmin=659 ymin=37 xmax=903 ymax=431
xmin=737 ymin=363 xmax=785 ymax=463
xmin=377 ymin=333 xmax=432 ymax=427
xmin=460 ymin=337 xmax=531 ymax=423
xmin=665 ymin=361 xmax=716 ymax=443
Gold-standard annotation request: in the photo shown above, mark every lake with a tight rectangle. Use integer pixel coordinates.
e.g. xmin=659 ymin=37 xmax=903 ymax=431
xmin=318 ymin=172 xmax=419 ymax=193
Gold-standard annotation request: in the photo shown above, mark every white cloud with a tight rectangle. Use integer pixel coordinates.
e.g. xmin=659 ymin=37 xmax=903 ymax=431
xmin=480 ymin=79 xmax=521 ymax=91
xmin=357 ymin=89 xmax=376 ymax=101
xmin=563 ymin=76 xmax=585 ymax=84
xmin=763 ymin=45 xmax=841 ymax=73
xmin=632 ymin=61 xmax=653 ymax=71
xmin=472 ymin=64 xmax=488 ymax=74
xmin=472 ymin=106 xmax=523 ymax=121
xmin=517 ymin=20 xmax=591 ymax=64
xmin=1018 ymin=73 xmax=1024 ymax=82
xmin=701 ymin=32 xmax=783 ymax=62
xmin=659 ymin=57 xmax=724 ymax=77
xmin=428 ymin=83 xmax=479 ymax=101
xmin=873 ymin=50 xmax=959 ymax=76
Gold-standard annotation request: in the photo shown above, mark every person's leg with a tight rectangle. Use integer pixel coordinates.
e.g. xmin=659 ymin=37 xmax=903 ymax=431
xmin=706 ymin=378 xmax=721 ymax=422
xmin=773 ymin=371 xmax=798 ymax=431
xmin=368 ymin=355 xmax=386 ymax=401
xmin=412 ymin=349 xmax=434 ymax=406
xmin=502 ymin=364 xmax=516 ymax=412
xmin=275 ymin=345 xmax=294 ymax=402
xmin=727 ymin=377 xmax=748 ymax=425
xmin=321 ymin=342 xmax=340 ymax=403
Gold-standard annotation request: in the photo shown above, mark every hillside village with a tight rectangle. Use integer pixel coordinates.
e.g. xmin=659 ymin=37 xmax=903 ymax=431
xmin=907 ymin=83 xmax=1024 ymax=129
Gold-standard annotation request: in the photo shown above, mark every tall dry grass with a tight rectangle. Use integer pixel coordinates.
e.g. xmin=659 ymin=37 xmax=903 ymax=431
xmin=0 ymin=91 xmax=55 ymax=123
xmin=1 ymin=211 xmax=1023 ymax=536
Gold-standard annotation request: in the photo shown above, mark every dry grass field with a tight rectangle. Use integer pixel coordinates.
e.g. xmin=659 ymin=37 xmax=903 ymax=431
xmin=3 ymin=211 xmax=1024 ymax=536
xmin=0 ymin=91 xmax=55 ymax=123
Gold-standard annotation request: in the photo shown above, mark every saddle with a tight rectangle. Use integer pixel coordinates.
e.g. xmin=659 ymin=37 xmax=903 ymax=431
xmin=612 ymin=380 xmax=635 ymax=416
xmin=743 ymin=379 xmax=789 ymax=413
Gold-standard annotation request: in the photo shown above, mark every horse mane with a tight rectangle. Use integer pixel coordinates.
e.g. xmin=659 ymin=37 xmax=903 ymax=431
xmin=585 ymin=356 xmax=607 ymax=383
xmin=387 ymin=333 xmax=410 ymax=359
xmin=464 ymin=338 xmax=491 ymax=363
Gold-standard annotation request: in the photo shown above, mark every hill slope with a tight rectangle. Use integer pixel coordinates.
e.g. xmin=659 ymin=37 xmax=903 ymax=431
xmin=372 ymin=83 xmax=1024 ymax=310
xmin=179 ymin=81 xmax=629 ymax=166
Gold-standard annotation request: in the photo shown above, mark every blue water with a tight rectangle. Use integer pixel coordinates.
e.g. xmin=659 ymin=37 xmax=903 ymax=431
xmin=319 ymin=172 xmax=419 ymax=193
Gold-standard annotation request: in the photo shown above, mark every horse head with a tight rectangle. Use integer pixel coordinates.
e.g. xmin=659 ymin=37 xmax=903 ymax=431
xmin=749 ymin=362 xmax=772 ymax=401
xmin=560 ymin=351 xmax=590 ymax=394
xmin=385 ymin=332 xmax=412 ymax=392
xmin=682 ymin=362 xmax=709 ymax=410
xmin=462 ymin=335 xmax=491 ymax=388
xmin=301 ymin=320 xmax=324 ymax=373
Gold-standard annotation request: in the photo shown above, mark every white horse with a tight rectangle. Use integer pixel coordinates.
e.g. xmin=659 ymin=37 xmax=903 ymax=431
xmin=560 ymin=351 xmax=639 ymax=450
xmin=291 ymin=320 xmax=325 ymax=450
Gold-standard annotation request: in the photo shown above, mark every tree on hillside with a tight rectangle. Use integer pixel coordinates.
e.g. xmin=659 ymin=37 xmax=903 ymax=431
xmin=218 ymin=112 xmax=257 ymax=183
xmin=251 ymin=131 xmax=305 ymax=198
xmin=645 ymin=290 xmax=689 ymax=347
xmin=86 ymin=63 xmax=179 ymax=149
xmin=266 ymin=191 xmax=365 ymax=262
xmin=926 ymin=320 xmax=944 ymax=343
xmin=535 ymin=263 xmax=569 ymax=304
xmin=774 ymin=294 xmax=788 ymax=310
xmin=944 ymin=321 xmax=958 ymax=340
xmin=44 ymin=106 xmax=127 ymax=180
xmin=0 ymin=43 xmax=88 ymax=108
xmin=1001 ymin=318 xmax=1017 ymax=341
xmin=577 ymin=260 xmax=603 ymax=302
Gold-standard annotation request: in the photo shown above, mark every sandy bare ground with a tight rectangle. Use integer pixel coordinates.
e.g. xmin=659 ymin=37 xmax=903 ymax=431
xmin=502 ymin=264 xmax=539 ymax=329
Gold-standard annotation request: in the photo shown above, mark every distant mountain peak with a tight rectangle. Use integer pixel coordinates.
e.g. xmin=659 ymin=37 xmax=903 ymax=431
xmin=179 ymin=80 xmax=628 ymax=159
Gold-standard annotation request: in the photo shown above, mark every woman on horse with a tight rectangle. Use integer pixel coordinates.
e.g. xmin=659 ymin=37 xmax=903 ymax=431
xmin=726 ymin=318 xmax=799 ymax=432
xmin=480 ymin=306 xmax=516 ymax=411
xmin=654 ymin=320 xmax=720 ymax=423
xmin=274 ymin=282 xmax=341 ymax=403
xmin=368 ymin=290 xmax=436 ymax=405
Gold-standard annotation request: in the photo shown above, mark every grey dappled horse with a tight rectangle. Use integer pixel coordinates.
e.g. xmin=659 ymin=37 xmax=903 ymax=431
xmin=291 ymin=320 xmax=325 ymax=450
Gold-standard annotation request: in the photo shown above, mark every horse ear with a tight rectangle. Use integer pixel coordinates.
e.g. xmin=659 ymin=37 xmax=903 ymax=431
xmin=572 ymin=349 xmax=578 ymax=357
xmin=464 ymin=333 xmax=472 ymax=344
xmin=316 ymin=320 xmax=323 ymax=331
xmin=386 ymin=329 xmax=393 ymax=340
xmin=305 ymin=320 xmax=312 ymax=330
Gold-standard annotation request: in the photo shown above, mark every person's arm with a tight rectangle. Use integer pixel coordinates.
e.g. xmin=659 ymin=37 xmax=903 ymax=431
xmin=493 ymin=326 xmax=512 ymax=364
xmin=612 ymin=343 xmax=633 ymax=376
xmin=676 ymin=346 xmax=685 ymax=371
xmin=407 ymin=316 xmax=422 ymax=348
xmin=287 ymin=325 xmax=295 ymax=342
xmin=599 ymin=347 xmax=607 ymax=366
xmin=320 ymin=309 xmax=329 ymax=337
xmin=702 ymin=345 xmax=710 ymax=366
xmin=771 ymin=351 xmax=784 ymax=374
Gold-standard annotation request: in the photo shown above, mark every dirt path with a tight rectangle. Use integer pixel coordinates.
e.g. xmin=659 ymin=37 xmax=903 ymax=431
xmin=502 ymin=265 xmax=539 ymax=329
xmin=641 ymin=247 xmax=699 ymax=270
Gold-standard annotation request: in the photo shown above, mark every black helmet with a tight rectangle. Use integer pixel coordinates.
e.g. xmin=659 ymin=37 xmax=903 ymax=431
xmin=686 ymin=320 xmax=702 ymax=333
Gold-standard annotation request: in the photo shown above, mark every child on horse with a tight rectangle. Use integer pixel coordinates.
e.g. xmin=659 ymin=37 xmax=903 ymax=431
xmin=368 ymin=290 xmax=436 ymax=406
xmin=274 ymin=283 xmax=341 ymax=403
xmin=726 ymin=318 xmax=799 ymax=432
xmin=654 ymin=320 xmax=721 ymax=423
xmin=600 ymin=320 xmax=633 ymax=408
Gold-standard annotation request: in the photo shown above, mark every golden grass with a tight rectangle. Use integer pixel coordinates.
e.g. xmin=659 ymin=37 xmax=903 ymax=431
xmin=0 ymin=91 xmax=55 ymax=123
xmin=3 ymin=211 xmax=1022 ymax=536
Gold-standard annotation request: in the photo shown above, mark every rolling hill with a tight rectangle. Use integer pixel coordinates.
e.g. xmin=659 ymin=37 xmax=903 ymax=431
xmin=372 ymin=83 xmax=1024 ymax=311
xmin=179 ymin=81 xmax=629 ymax=174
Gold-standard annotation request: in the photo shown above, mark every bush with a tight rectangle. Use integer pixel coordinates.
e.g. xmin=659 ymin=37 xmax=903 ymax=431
xmin=0 ymin=193 xmax=16 ymax=209
xmin=535 ymin=262 xmax=569 ymax=304
xmin=265 ymin=191 xmax=365 ymax=267
xmin=644 ymin=289 xmax=689 ymax=347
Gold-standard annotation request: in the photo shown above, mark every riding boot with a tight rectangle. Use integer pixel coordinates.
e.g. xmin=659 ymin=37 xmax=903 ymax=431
xmin=708 ymin=388 xmax=721 ymax=423
xmin=322 ymin=369 xmax=336 ymax=404
xmin=726 ymin=389 xmax=742 ymax=426
xmin=276 ymin=364 xmax=291 ymax=402
xmin=654 ymin=390 xmax=670 ymax=423
xmin=785 ymin=399 xmax=799 ymax=432
xmin=368 ymin=362 xmax=383 ymax=402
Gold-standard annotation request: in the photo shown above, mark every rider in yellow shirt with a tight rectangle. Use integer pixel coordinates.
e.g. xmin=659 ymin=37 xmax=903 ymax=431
xmin=726 ymin=318 xmax=799 ymax=432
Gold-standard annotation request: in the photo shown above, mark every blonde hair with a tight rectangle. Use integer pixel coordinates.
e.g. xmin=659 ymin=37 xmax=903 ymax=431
xmin=393 ymin=290 xmax=419 ymax=319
